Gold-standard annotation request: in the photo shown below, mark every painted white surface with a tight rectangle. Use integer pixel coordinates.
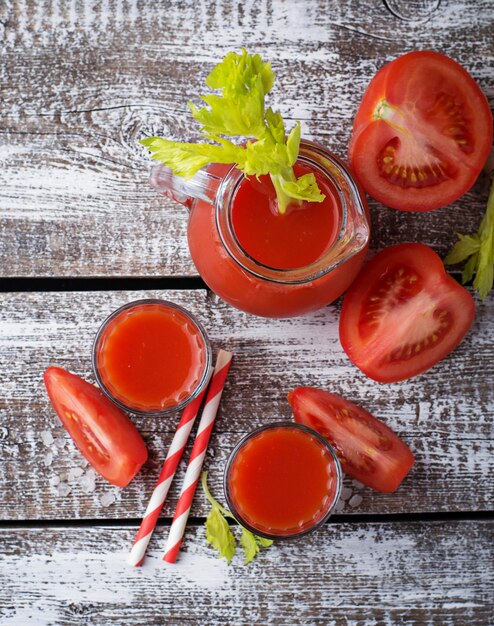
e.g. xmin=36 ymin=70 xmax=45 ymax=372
xmin=1 ymin=0 xmax=492 ymax=276
xmin=0 ymin=523 xmax=492 ymax=624
xmin=0 ymin=0 xmax=492 ymax=622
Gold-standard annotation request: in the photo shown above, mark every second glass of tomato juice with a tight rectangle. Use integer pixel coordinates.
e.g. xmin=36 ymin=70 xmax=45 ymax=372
xmin=224 ymin=423 xmax=343 ymax=539
xmin=152 ymin=139 xmax=370 ymax=318
xmin=92 ymin=299 xmax=212 ymax=416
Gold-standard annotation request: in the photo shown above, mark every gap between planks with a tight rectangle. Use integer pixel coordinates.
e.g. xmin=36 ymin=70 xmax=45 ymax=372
xmin=0 ymin=272 xmax=464 ymax=293
xmin=1 ymin=510 xmax=493 ymax=530
xmin=0 ymin=276 xmax=207 ymax=293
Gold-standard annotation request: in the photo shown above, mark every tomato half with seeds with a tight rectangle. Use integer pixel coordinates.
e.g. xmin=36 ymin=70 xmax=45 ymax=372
xmin=339 ymin=243 xmax=475 ymax=382
xmin=288 ymin=387 xmax=414 ymax=492
xmin=44 ymin=367 xmax=148 ymax=487
xmin=349 ymin=51 xmax=493 ymax=211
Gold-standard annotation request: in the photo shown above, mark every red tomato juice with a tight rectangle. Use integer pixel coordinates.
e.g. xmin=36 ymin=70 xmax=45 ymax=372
xmin=94 ymin=302 xmax=208 ymax=413
xmin=187 ymin=150 xmax=369 ymax=318
xmin=226 ymin=425 xmax=341 ymax=537
xmin=231 ymin=165 xmax=341 ymax=270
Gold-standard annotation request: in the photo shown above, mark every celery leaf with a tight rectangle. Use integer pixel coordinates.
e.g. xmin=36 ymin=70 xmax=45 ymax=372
xmin=205 ymin=506 xmax=237 ymax=564
xmin=240 ymin=527 xmax=273 ymax=564
xmin=201 ymin=471 xmax=274 ymax=565
xmin=205 ymin=48 xmax=274 ymax=97
xmin=280 ymin=172 xmax=326 ymax=202
xmin=141 ymin=136 xmax=244 ymax=179
xmin=444 ymin=234 xmax=481 ymax=265
xmin=140 ymin=49 xmax=325 ymax=213
xmin=265 ymin=107 xmax=286 ymax=144
xmin=285 ymin=122 xmax=301 ymax=166
xmin=256 ymin=536 xmax=274 ymax=548
xmin=240 ymin=528 xmax=260 ymax=564
xmin=445 ymin=176 xmax=494 ymax=301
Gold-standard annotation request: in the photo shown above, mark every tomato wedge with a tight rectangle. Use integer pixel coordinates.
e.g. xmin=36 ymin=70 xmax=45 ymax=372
xmin=349 ymin=51 xmax=493 ymax=211
xmin=288 ymin=387 xmax=414 ymax=492
xmin=339 ymin=243 xmax=475 ymax=383
xmin=44 ymin=367 xmax=148 ymax=487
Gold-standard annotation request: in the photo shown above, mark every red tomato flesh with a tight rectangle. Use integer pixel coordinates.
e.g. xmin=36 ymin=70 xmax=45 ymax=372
xmin=44 ymin=367 xmax=148 ymax=487
xmin=339 ymin=243 xmax=475 ymax=383
xmin=349 ymin=51 xmax=493 ymax=211
xmin=288 ymin=386 xmax=414 ymax=493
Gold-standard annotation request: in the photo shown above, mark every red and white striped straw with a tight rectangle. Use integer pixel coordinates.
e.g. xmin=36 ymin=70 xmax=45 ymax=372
xmin=128 ymin=383 xmax=210 ymax=567
xmin=162 ymin=349 xmax=233 ymax=564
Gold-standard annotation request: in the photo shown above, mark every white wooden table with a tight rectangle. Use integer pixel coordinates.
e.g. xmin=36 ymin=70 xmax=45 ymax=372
xmin=0 ymin=1 xmax=493 ymax=624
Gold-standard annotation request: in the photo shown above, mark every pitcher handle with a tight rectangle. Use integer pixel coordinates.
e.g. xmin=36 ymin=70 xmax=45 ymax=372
xmin=149 ymin=164 xmax=221 ymax=208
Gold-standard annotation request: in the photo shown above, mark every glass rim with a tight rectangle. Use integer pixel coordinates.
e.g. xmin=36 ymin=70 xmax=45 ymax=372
xmin=215 ymin=139 xmax=369 ymax=285
xmin=92 ymin=298 xmax=212 ymax=417
xmin=223 ymin=421 xmax=343 ymax=540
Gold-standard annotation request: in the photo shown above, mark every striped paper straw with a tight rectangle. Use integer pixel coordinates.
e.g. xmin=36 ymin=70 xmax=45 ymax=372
xmin=163 ymin=349 xmax=233 ymax=564
xmin=128 ymin=384 xmax=210 ymax=567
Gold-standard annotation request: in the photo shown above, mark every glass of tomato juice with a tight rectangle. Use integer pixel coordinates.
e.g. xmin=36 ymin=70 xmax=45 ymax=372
xmin=224 ymin=423 xmax=342 ymax=539
xmin=151 ymin=139 xmax=370 ymax=318
xmin=92 ymin=299 xmax=212 ymax=416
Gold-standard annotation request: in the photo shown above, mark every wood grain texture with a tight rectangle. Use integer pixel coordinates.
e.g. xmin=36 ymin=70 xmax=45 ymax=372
xmin=1 ymin=2 xmax=493 ymax=619
xmin=0 ymin=0 xmax=492 ymax=277
xmin=1 ymin=289 xmax=492 ymax=520
xmin=0 ymin=521 xmax=492 ymax=625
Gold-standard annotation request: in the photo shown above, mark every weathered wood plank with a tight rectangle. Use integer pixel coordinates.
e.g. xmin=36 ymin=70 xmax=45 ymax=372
xmin=0 ymin=290 xmax=492 ymax=520
xmin=0 ymin=0 xmax=492 ymax=277
xmin=0 ymin=521 xmax=492 ymax=625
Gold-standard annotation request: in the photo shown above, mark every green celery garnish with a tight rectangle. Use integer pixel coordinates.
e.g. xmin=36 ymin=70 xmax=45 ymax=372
xmin=201 ymin=471 xmax=273 ymax=564
xmin=445 ymin=175 xmax=494 ymax=301
xmin=141 ymin=49 xmax=325 ymax=214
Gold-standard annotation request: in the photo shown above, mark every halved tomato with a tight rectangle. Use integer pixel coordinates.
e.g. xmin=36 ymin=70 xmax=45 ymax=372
xmin=44 ymin=367 xmax=148 ymax=487
xmin=339 ymin=243 xmax=475 ymax=382
xmin=288 ymin=386 xmax=414 ymax=492
xmin=349 ymin=51 xmax=493 ymax=211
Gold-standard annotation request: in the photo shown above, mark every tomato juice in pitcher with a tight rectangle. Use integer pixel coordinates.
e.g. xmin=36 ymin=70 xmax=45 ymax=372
xmin=152 ymin=140 xmax=370 ymax=318
xmin=142 ymin=51 xmax=370 ymax=318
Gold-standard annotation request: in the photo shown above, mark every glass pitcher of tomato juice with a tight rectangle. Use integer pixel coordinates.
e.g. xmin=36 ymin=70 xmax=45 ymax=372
xmin=151 ymin=140 xmax=370 ymax=318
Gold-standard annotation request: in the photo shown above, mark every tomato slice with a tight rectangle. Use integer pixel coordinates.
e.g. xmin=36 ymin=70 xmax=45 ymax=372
xmin=339 ymin=243 xmax=475 ymax=382
xmin=349 ymin=51 xmax=493 ymax=211
xmin=44 ymin=367 xmax=148 ymax=487
xmin=288 ymin=386 xmax=414 ymax=493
